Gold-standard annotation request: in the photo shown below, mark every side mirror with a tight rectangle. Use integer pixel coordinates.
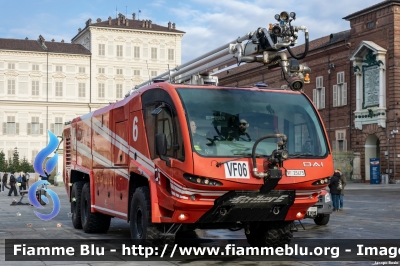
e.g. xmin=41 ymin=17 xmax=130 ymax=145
xmin=155 ymin=133 xmax=167 ymax=156
xmin=155 ymin=133 xmax=171 ymax=166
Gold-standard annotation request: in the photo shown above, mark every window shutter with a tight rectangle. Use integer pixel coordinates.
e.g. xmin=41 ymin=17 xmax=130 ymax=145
xmin=51 ymin=123 xmax=54 ymax=133
xmin=40 ymin=123 xmax=44 ymax=135
xmin=343 ymin=139 xmax=347 ymax=151
xmin=321 ymin=87 xmax=325 ymax=109
xmin=2 ymin=122 xmax=6 ymax=134
xmin=342 ymin=83 xmax=347 ymax=106
xmin=337 ymin=72 xmax=344 ymax=84
xmin=331 ymin=140 xmax=337 ymax=151
xmin=16 ymin=123 xmax=19 ymax=134
xmin=27 ymin=123 xmax=31 ymax=135
xmin=333 ymin=85 xmax=337 ymax=107
xmin=313 ymin=89 xmax=316 ymax=105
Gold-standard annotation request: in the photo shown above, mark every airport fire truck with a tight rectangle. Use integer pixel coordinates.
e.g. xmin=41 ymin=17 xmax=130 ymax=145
xmin=63 ymin=11 xmax=334 ymax=247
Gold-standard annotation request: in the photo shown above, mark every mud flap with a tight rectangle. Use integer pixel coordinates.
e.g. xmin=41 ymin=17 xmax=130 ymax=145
xmin=197 ymin=190 xmax=295 ymax=223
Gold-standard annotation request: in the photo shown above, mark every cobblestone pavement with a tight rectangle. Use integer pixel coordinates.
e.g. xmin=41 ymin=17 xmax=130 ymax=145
xmin=0 ymin=182 xmax=398 ymax=265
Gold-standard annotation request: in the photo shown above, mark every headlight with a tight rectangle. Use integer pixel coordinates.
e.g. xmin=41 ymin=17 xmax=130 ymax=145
xmin=325 ymin=193 xmax=331 ymax=203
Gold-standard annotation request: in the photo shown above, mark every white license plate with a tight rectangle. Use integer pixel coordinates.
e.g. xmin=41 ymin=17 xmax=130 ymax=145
xmin=286 ymin=170 xmax=305 ymax=176
xmin=224 ymin=161 xmax=250 ymax=179
xmin=307 ymin=206 xmax=318 ymax=217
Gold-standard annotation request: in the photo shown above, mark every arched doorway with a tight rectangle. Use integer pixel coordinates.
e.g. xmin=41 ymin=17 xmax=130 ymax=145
xmin=364 ymin=134 xmax=380 ymax=182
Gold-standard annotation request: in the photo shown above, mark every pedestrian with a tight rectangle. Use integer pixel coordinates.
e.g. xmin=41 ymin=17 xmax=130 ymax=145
xmin=337 ymin=168 xmax=347 ymax=211
xmin=328 ymin=169 xmax=342 ymax=212
xmin=40 ymin=168 xmax=50 ymax=189
xmin=8 ymin=172 xmax=18 ymax=196
xmin=25 ymin=172 xmax=30 ymax=189
xmin=2 ymin=171 xmax=9 ymax=191
xmin=20 ymin=171 xmax=27 ymax=191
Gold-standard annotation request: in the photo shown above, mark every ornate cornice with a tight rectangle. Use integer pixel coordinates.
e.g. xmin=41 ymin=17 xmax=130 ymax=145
xmin=53 ymin=73 xmax=66 ymax=81
xmin=96 ymin=74 xmax=107 ymax=82
xmin=149 ymin=39 xmax=160 ymax=45
xmin=29 ymin=71 xmax=42 ymax=80
xmin=114 ymin=36 xmax=126 ymax=42
xmin=96 ymin=35 xmax=108 ymax=42
xmin=76 ymin=73 xmax=89 ymax=81
xmin=5 ymin=70 xmax=18 ymax=78
xmin=115 ymin=75 xmax=125 ymax=82
xmin=95 ymin=27 xmax=182 ymax=37
xmin=132 ymin=38 xmax=143 ymax=44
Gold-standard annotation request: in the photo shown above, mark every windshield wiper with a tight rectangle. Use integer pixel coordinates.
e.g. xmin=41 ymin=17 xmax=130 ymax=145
xmin=289 ymin=153 xmax=318 ymax=158
xmin=216 ymin=153 xmax=267 ymax=167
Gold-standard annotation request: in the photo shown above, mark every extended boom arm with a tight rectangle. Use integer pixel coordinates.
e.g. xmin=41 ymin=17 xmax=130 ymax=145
xmin=126 ymin=11 xmax=310 ymax=96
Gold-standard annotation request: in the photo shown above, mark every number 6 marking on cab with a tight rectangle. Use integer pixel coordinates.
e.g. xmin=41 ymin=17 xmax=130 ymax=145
xmin=133 ymin=116 xmax=139 ymax=141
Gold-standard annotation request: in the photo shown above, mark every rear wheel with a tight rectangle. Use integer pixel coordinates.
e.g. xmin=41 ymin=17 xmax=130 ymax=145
xmin=71 ymin=181 xmax=85 ymax=229
xmin=245 ymin=221 xmax=293 ymax=247
xmin=81 ymin=183 xmax=111 ymax=233
xmin=130 ymin=186 xmax=161 ymax=240
xmin=314 ymin=214 xmax=330 ymax=225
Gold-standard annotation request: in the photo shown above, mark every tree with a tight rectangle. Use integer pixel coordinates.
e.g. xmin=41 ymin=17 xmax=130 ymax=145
xmin=7 ymin=147 xmax=20 ymax=173
xmin=0 ymin=150 xmax=5 ymax=172
xmin=20 ymin=156 xmax=34 ymax=173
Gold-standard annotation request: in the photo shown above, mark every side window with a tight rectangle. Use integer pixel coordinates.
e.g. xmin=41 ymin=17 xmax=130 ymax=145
xmin=144 ymin=102 xmax=184 ymax=161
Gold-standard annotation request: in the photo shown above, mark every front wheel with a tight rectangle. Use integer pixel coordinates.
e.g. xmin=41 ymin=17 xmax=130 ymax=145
xmin=245 ymin=221 xmax=293 ymax=247
xmin=130 ymin=186 xmax=160 ymax=240
xmin=314 ymin=214 xmax=330 ymax=226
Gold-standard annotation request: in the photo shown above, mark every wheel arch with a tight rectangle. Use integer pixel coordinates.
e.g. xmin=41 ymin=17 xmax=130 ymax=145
xmin=128 ymin=172 xmax=149 ymax=222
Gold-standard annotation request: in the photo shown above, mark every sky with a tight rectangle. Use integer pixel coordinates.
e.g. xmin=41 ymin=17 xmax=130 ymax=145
xmin=0 ymin=0 xmax=382 ymax=64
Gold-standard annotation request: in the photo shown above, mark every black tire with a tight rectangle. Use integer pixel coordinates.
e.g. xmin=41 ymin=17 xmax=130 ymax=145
xmin=130 ymin=186 xmax=160 ymax=240
xmin=81 ymin=183 xmax=111 ymax=233
xmin=314 ymin=214 xmax=330 ymax=226
xmin=71 ymin=181 xmax=85 ymax=229
xmin=245 ymin=221 xmax=293 ymax=247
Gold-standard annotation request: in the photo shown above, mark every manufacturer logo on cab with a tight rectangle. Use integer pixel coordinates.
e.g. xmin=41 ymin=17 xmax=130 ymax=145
xmin=303 ymin=162 xmax=324 ymax=167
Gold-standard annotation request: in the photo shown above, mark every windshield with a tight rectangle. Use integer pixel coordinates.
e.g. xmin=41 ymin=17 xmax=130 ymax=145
xmin=177 ymin=88 xmax=328 ymax=158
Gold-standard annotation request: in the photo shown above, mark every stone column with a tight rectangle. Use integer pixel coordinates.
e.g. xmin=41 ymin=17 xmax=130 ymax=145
xmin=352 ymin=152 xmax=362 ymax=182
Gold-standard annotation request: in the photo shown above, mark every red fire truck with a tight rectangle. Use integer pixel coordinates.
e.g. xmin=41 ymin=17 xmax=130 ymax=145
xmin=63 ymin=11 xmax=334 ymax=247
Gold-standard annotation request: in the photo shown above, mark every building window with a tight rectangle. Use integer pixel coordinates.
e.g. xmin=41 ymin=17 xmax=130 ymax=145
xmin=312 ymin=76 xmax=325 ymax=109
xmin=116 ymin=84 xmax=123 ymax=98
xmin=98 ymin=67 xmax=105 ymax=74
xmin=151 ymin=71 xmax=157 ymax=78
xmin=151 ymin=48 xmax=157 ymax=59
xmin=7 ymin=80 xmax=15 ymax=95
xmin=134 ymin=70 xmax=140 ymax=76
xmin=168 ymin=49 xmax=174 ymax=60
xmin=55 ymin=82 xmax=63 ymax=97
xmin=333 ymin=72 xmax=347 ymax=107
xmin=134 ymin=46 xmax=140 ymax=58
xmin=367 ymin=21 xmax=375 ymax=29
xmin=332 ymin=130 xmax=347 ymax=151
xmin=117 ymin=45 xmax=123 ymax=57
xmin=98 ymin=83 xmax=105 ymax=98
xmin=79 ymin=67 xmax=85 ymax=74
xmin=56 ymin=66 xmax=63 ymax=72
xmin=31 ymin=117 xmax=40 ymax=135
xmin=8 ymin=63 xmax=15 ymax=69
xmin=116 ymin=68 xmax=123 ymax=75
xmin=5 ymin=116 xmax=16 ymax=134
xmin=32 ymin=64 xmax=39 ymax=71
xmin=54 ymin=117 xmax=63 ymax=136
xmin=79 ymin=83 xmax=86 ymax=97
xmin=98 ymin=44 xmax=105 ymax=56
xmin=32 ymin=80 xmax=39 ymax=96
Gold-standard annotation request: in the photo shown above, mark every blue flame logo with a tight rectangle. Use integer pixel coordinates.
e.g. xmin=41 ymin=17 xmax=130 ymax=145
xmin=29 ymin=130 xmax=61 ymax=221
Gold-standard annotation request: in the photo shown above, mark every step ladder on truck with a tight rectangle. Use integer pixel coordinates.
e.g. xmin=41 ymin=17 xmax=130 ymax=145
xmin=62 ymin=11 xmax=334 ymax=247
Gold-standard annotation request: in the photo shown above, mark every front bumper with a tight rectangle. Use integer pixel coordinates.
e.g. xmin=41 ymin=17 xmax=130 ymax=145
xmin=197 ymin=190 xmax=295 ymax=223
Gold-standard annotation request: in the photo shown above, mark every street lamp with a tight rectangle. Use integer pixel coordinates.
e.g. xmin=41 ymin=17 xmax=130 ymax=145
xmin=391 ymin=129 xmax=398 ymax=182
